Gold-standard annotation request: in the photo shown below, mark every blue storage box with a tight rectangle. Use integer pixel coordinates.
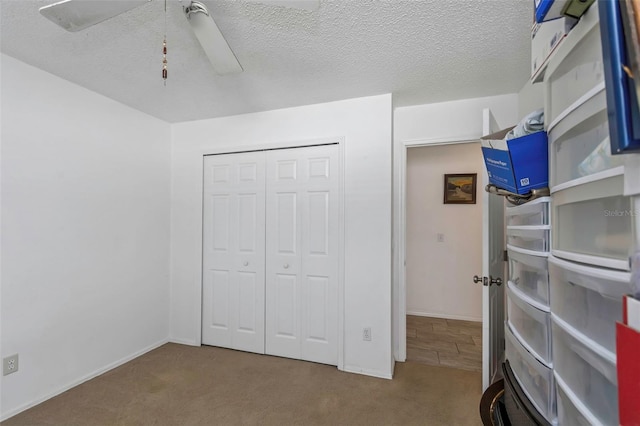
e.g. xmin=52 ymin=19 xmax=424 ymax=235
xmin=536 ymin=0 xmax=566 ymax=23
xmin=536 ymin=0 xmax=595 ymax=23
xmin=481 ymin=128 xmax=549 ymax=195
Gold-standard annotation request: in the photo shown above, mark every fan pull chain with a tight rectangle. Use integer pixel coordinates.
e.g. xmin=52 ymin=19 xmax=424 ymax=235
xmin=162 ymin=0 xmax=168 ymax=84
xmin=162 ymin=38 xmax=168 ymax=83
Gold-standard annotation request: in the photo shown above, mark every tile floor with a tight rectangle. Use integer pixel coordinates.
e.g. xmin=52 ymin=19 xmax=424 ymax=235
xmin=406 ymin=315 xmax=482 ymax=372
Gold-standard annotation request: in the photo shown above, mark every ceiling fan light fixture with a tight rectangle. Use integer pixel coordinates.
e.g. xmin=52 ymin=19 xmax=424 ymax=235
xmin=184 ymin=1 xmax=243 ymax=76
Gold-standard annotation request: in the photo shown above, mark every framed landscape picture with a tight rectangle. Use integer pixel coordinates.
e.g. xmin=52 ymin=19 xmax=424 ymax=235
xmin=444 ymin=173 xmax=477 ymax=204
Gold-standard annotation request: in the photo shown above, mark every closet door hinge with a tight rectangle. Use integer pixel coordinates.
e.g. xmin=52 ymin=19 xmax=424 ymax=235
xmin=503 ymin=250 xmax=508 ymax=262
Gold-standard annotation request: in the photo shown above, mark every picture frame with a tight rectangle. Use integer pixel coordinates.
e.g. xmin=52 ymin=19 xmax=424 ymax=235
xmin=443 ymin=173 xmax=477 ymax=204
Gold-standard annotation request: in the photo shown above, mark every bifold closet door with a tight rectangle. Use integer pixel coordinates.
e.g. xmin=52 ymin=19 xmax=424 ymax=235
xmin=265 ymin=144 xmax=339 ymax=365
xmin=202 ymin=151 xmax=266 ymax=354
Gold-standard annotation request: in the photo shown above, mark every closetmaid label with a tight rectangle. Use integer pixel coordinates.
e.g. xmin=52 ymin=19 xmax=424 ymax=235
xmin=485 ymin=157 xmax=509 ymax=168
xmin=487 ymin=158 xmax=507 ymax=169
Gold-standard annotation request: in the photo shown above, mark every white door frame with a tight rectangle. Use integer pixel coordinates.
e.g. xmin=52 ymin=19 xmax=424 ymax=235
xmin=195 ymin=137 xmax=346 ymax=371
xmin=394 ymin=134 xmax=481 ymax=362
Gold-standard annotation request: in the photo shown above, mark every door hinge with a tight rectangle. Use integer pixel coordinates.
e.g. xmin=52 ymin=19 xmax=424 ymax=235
xmin=503 ymin=250 xmax=508 ymax=262
xmin=502 ymin=338 xmax=505 ymax=351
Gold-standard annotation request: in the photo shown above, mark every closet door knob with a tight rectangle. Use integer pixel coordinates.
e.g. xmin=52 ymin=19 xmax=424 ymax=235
xmin=243 ymin=261 xmax=248 ymax=267
xmin=283 ymin=263 xmax=289 ymax=269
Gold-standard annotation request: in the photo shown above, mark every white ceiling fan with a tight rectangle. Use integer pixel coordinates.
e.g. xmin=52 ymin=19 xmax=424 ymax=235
xmin=38 ymin=0 xmax=320 ymax=76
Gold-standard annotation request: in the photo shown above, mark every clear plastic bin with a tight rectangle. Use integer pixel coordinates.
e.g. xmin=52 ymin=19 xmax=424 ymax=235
xmin=556 ymin=375 xmax=600 ymax=426
xmin=552 ymin=173 xmax=633 ymax=271
xmin=505 ymin=326 xmax=556 ymax=423
xmin=549 ymin=86 xmax=622 ymax=188
xmin=507 ymin=226 xmax=550 ymax=253
xmin=551 ymin=317 xmax=618 ymax=426
xmin=545 ymin=6 xmax=603 ymax=127
xmin=507 ymin=246 xmax=550 ymax=308
xmin=548 ymin=255 xmax=630 ymax=353
xmin=506 ymin=197 xmax=550 ymax=227
xmin=507 ymin=286 xmax=552 ymax=365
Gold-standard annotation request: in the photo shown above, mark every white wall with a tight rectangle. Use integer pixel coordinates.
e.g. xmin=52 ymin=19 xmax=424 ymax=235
xmin=0 ymin=54 xmax=171 ymax=420
xmin=393 ymin=93 xmax=519 ymax=360
xmin=169 ymin=94 xmax=394 ymax=378
xmin=405 ymin=143 xmax=484 ymax=321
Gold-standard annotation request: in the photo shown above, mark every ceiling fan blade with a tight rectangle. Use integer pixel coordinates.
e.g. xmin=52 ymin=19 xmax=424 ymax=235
xmin=39 ymin=0 xmax=150 ymax=32
xmin=257 ymin=0 xmax=320 ymax=11
xmin=185 ymin=1 xmax=243 ymax=75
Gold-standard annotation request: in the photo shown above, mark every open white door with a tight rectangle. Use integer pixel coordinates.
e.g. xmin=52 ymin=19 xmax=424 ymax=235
xmin=480 ymin=108 xmax=506 ymax=391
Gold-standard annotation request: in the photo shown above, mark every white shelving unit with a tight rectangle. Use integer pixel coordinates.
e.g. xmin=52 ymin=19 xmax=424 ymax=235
xmin=505 ymin=196 xmax=556 ymax=425
xmin=504 ymin=4 xmax=640 ymax=425
xmin=544 ymin=5 xmax=632 ymax=425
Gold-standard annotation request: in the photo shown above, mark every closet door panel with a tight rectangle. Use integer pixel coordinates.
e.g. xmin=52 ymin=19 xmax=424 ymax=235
xmin=266 ymin=145 xmax=339 ymax=365
xmin=300 ymin=146 xmax=339 ymax=365
xmin=266 ymin=155 xmax=302 ymax=359
xmin=202 ymin=152 xmax=266 ymax=354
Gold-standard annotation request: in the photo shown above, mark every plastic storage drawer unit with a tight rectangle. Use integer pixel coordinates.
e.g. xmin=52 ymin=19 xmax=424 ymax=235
xmin=507 ymin=246 xmax=550 ymax=308
xmin=551 ymin=316 xmax=618 ymax=426
xmin=548 ymin=84 xmax=622 ymax=189
xmin=544 ymin=5 xmax=603 ymax=128
xmin=556 ymin=376 xmax=601 ymax=426
xmin=505 ymin=326 xmax=556 ymax=423
xmin=507 ymin=285 xmax=552 ymax=365
xmin=506 ymin=226 xmax=551 ymax=254
xmin=506 ymin=197 xmax=550 ymax=227
xmin=548 ymin=254 xmax=630 ymax=353
xmin=552 ymin=173 xmax=633 ymax=271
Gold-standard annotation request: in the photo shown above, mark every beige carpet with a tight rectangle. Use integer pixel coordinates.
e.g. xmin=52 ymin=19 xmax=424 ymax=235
xmin=2 ymin=343 xmax=482 ymax=426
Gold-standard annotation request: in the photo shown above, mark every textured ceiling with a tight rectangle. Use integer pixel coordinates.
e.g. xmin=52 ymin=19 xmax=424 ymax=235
xmin=0 ymin=0 xmax=532 ymax=123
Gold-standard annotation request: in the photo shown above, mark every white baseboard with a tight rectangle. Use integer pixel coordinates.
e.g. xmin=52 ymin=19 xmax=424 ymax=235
xmin=342 ymin=364 xmax=393 ymax=380
xmin=0 ymin=338 xmax=169 ymax=422
xmin=406 ymin=310 xmax=482 ymax=323
xmin=168 ymin=337 xmax=199 ymax=346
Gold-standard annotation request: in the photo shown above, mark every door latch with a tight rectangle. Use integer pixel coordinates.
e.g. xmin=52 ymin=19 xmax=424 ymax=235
xmin=473 ymin=275 xmax=503 ymax=286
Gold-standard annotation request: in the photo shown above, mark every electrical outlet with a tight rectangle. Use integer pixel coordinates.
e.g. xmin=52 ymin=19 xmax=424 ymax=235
xmin=3 ymin=354 xmax=19 ymax=376
xmin=363 ymin=327 xmax=372 ymax=341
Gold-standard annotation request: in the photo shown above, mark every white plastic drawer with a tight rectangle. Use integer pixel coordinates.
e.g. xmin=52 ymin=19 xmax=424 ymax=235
xmin=556 ymin=376 xmax=601 ymax=426
xmin=552 ymin=317 xmax=618 ymax=426
xmin=506 ymin=226 xmax=550 ymax=253
xmin=544 ymin=6 xmax=603 ymax=128
xmin=549 ymin=85 xmax=623 ymax=188
xmin=552 ymin=173 xmax=634 ymax=271
xmin=507 ymin=246 xmax=550 ymax=308
xmin=506 ymin=197 xmax=550 ymax=227
xmin=505 ymin=326 xmax=556 ymax=423
xmin=507 ymin=285 xmax=552 ymax=365
xmin=548 ymin=255 xmax=630 ymax=354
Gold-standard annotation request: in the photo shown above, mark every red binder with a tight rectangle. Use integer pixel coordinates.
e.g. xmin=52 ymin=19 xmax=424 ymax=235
xmin=617 ymin=295 xmax=640 ymax=425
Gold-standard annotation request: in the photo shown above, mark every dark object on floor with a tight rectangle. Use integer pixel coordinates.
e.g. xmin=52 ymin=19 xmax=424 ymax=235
xmin=493 ymin=394 xmax=511 ymax=426
xmin=479 ymin=378 xmax=505 ymax=425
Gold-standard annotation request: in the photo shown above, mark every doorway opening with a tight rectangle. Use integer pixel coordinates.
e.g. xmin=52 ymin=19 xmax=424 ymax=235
xmin=404 ymin=143 xmax=484 ymax=371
